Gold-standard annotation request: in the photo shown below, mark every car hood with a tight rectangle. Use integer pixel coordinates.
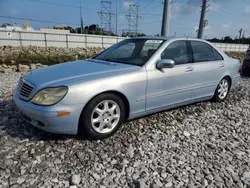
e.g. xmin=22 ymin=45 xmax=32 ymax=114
xmin=23 ymin=59 xmax=139 ymax=87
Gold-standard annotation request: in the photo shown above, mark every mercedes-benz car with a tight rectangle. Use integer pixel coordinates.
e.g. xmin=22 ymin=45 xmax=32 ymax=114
xmin=13 ymin=36 xmax=241 ymax=139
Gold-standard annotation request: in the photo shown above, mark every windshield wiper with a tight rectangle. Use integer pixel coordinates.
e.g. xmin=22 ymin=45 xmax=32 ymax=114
xmin=101 ymin=58 xmax=114 ymax=62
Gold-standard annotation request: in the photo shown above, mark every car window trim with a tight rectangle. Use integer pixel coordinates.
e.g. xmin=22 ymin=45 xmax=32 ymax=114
xmin=186 ymin=40 xmax=194 ymax=63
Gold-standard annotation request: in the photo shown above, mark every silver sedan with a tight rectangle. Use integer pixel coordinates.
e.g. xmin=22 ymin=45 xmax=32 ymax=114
xmin=13 ymin=36 xmax=241 ymax=139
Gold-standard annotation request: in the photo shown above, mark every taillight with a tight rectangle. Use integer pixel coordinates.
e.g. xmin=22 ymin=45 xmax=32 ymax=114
xmin=238 ymin=60 xmax=242 ymax=73
xmin=238 ymin=64 xmax=242 ymax=73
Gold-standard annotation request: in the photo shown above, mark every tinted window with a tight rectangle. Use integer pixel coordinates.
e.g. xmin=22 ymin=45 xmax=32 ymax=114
xmin=95 ymin=39 xmax=164 ymax=66
xmin=111 ymin=42 xmax=136 ymax=59
xmin=161 ymin=40 xmax=189 ymax=65
xmin=190 ymin=41 xmax=215 ymax=62
xmin=140 ymin=42 xmax=162 ymax=59
xmin=214 ymin=48 xmax=223 ymax=60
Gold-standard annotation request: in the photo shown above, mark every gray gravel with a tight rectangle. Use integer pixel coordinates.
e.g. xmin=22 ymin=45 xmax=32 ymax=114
xmin=1 ymin=72 xmax=250 ymax=188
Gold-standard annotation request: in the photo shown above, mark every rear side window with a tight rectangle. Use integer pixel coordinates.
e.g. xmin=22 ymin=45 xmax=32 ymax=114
xmin=190 ymin=41 xmax=215 ymax=62
xmin=213 ymin=48 xmax=223 ymax=60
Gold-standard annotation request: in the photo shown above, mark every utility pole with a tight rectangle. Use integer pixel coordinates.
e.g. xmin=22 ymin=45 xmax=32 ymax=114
xmin=198 ymin=0 xmax=209 ymax=39
xmin=239 ymin=28 xmax=242 ymax=44
xmin=126 ymin=4 xmax=140 ymax=36
xmin=161 ymin=0 xmax=170 ymax=36
xmin=242 ymin=30 xmax=245 ymax=44
xmin=98 ymin=1 xmax=114 ymax=35
xmin=115 ymin=0 xmax=118 ymax=36
xmin=80 ymin=0 xmax=84 ymax=34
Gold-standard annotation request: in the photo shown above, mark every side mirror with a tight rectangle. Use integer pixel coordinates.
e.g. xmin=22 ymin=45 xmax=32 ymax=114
xmin=156 ymin=59 xmax=175 ymax=69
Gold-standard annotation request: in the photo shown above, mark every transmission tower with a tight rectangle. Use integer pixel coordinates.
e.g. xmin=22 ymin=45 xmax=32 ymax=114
xmin=126 ymin=4 xmax=140 ymax=36
xmin=98 ymin=1 xmax=114 ymax=35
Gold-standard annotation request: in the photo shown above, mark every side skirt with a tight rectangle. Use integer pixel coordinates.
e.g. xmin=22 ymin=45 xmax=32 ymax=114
xmin=128 ymin=96 xmax=213 ymax=120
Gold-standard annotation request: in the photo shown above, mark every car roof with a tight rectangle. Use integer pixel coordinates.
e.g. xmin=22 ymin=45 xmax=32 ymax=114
xmin=133 ymin=36 xmax=176 ymax=40
xmin=133 ymin=36 xmax=209 ymax=42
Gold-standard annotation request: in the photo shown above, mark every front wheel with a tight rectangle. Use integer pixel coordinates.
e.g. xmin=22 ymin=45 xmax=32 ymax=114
xmin=78 ymin=93 xmax=126 ymax=139
xmin=214 ymin=77 xmax=230 ymax=102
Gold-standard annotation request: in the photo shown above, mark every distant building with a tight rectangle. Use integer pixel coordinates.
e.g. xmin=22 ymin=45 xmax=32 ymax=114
xmin=0 ymin=23 xmax=34 ymax=31
xmin=0 ymin=23 xmax=70 ymax=34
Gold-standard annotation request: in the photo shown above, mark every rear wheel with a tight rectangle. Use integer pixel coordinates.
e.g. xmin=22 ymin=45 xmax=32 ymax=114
xmin=214 ymin=77 xmax=230 ymax=102
xmin=78 ymin=93 xmax=126 ymax=139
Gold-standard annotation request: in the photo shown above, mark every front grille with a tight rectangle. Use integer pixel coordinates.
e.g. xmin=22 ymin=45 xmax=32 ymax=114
xmin=18 ymin=79 xmax=34 ymax=101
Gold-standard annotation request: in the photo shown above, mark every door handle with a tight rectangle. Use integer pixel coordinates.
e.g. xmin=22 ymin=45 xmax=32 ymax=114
xmin=219 ymin=63 xmax=225 ymax=68
xmin=186 ymin=66 xmax=193 ymax=72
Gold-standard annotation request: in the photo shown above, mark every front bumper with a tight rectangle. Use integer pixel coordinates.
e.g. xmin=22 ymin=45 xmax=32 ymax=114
xmin=13 ymin=92 xmax=84 ymax=135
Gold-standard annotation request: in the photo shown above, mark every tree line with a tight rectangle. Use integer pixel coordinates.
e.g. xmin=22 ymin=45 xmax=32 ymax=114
xmin=63 ymin=24 xmax=146 ymax=37
xmin=208 ymin=36 xmax=250 ymax=45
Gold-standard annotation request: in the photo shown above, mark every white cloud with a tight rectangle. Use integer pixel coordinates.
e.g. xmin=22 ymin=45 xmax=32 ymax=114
xmin=123 ymin=1 xmax=133 ymax=9
xmin=244 ymin=6 xmax=250 ymax=15
xmin=178 ymin=0 xmax=228 ymax=15
xmin=221 ymin=22 xmax=232 ymax=30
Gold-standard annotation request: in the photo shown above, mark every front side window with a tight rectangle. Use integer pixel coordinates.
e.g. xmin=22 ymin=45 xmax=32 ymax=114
xmin=161 ymin=40 xmax=189 ymax=65
xmin=94 ymin=39 xmax=164 ymax=66
xmin=190 ymin=41 xmax=215 ymax=62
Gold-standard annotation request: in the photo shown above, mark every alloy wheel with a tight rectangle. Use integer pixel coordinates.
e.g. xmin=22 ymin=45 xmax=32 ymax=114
xmin=218 ymin=79 xmax=229 ymax=100
xmin=91 ymin=100 xmax=121 ymax=134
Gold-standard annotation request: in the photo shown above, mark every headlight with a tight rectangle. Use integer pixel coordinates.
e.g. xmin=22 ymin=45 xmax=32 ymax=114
xmin=31 ymin=87 xmax=68 ymax=106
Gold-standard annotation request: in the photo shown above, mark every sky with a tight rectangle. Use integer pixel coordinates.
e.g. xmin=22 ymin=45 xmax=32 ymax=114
xmin=0 ymin=0 xmax=249 ymax=39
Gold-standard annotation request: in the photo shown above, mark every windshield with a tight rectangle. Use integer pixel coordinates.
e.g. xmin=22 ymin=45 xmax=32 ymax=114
xmin=94 ymin=39 xmax=164 ymax=66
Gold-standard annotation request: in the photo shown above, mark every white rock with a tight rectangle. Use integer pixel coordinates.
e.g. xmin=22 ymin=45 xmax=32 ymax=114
xmin=183 ymin=131 xmax=191 ymax=137
xmin=18 ymin=64 xmax=30 ymax=72
xmin=71 ymin=174 xmax=81 ymax=185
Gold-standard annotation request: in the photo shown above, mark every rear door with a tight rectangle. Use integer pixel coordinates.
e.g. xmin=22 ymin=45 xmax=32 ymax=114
xmin=189 ymin=40 xmax=226 ymax=100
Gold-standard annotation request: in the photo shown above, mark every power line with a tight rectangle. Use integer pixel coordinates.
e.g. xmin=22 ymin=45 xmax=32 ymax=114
xmin=135 ymin=0 xmax=142 ymax=4
xmin=23 ymin=0 xmax=99 ymax=10
xmin=0 ymin=15 xmax=87 ymax=26
xmin=140 ymin=0 xmax=155 ymax=11
xmin=209 ymin=4 xmax=238 ymax=19
xmin=24 ymin=0 xmax=158 ymax=16
xmin=141 ymin=3 xmax=162 ymax=15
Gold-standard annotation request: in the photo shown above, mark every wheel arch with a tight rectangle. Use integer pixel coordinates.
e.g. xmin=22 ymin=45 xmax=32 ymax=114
xmin=78 ymin=90 xmax=130 ymax=126
xmin=223 ymin=75 xmax=232 ymax=88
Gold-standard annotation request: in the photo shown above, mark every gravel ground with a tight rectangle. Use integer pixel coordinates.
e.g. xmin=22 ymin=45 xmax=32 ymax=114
xmin=1 ymin=72 xmax=250 ymax=188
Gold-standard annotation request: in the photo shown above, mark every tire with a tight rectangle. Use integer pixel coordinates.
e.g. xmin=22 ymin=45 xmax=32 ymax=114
xmin=78 ymin=93 xmax=126 ymax=139
xmin=214 ymin=77 xmax=231 ymax=102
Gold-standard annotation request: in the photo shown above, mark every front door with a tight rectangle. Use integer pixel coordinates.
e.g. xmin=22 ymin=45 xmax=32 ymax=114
xmin=146 ymin=40 xmax=195 ymax=111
